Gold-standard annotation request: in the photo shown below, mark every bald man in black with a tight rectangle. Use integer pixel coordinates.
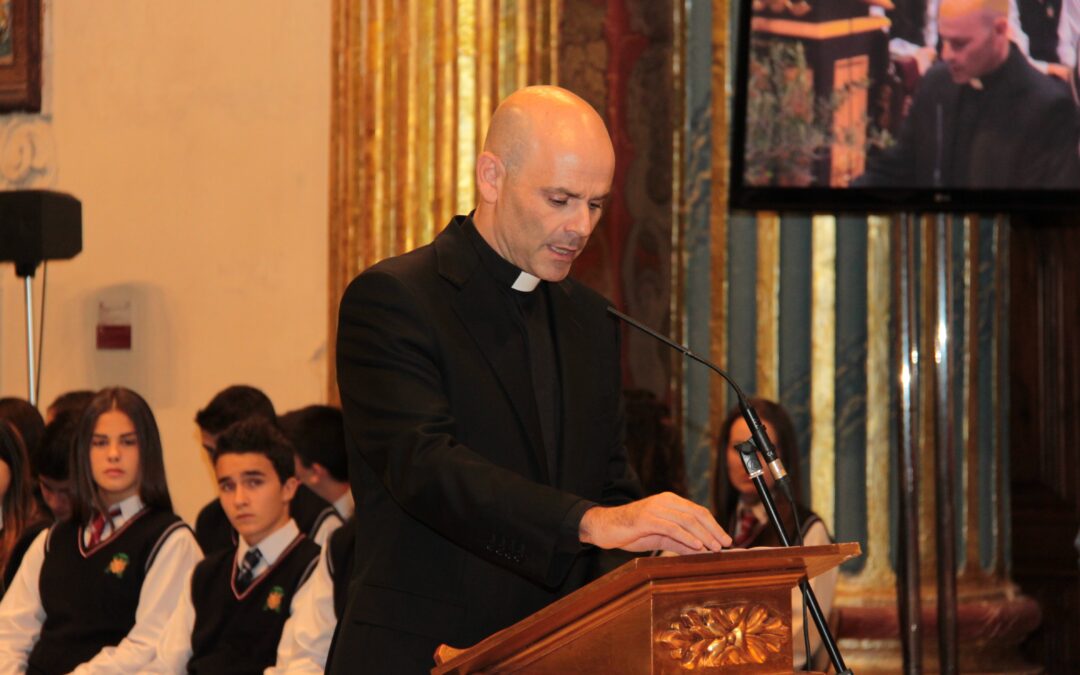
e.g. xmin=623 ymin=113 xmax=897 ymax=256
xmin=329 ymin=86 xmax=730 ymax=674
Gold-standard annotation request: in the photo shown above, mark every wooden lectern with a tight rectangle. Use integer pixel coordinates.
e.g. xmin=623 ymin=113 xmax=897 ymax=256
xmin=432 ymin=543 xmax=859 ymax=674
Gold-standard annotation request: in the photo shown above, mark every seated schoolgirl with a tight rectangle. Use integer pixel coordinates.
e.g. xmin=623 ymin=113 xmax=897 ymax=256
xmin=713 ymin=398 xmax=837 ymax=669
xmin=150 ymin=417 xmax=320 ymax=674
xmin=0 ymin=422 xmax=45 ymax=597
xmin=0 ymin=387 xmax=202 ymax=674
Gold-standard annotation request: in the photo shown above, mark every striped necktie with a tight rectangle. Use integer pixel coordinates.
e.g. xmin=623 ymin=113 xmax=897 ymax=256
xmin=88 ymin=507 xmax=122 ymax=547
xmin=236 ymin=547 xmax=262 ymax=592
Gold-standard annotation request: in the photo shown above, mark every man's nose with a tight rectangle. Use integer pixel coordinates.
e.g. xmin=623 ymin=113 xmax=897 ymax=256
xmin=566 ymin=202 xmax=594 ymax=238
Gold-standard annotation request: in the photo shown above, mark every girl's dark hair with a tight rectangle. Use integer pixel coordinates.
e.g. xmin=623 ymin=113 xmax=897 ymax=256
xmin=0 ymin=421 xmax=42 ymax=572
xmin=0 ymin=398 xmax=45 ymax=460
xmin=711 ymin=398 xmax=804 ymax=525
xmin=71 ymin=387 xmax=173 ymax=524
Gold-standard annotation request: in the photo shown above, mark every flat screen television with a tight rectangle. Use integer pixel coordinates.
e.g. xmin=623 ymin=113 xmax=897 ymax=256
xmin=728 ymin=0 xmax=1080 ymax=212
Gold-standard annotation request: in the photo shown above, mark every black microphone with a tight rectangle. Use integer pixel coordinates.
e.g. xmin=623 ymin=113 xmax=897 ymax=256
xmin=606 ymin=306 xmax=794 ymax=501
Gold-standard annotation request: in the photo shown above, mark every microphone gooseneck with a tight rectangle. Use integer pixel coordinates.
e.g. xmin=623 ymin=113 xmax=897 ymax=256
xmin=606 ymin=306 xmax=793 ymax=496
xmin=607 ymin=306 xmax=853 ymax=674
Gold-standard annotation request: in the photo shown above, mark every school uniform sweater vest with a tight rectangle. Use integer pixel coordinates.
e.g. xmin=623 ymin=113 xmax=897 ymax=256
xmin=187 ymin=535 xmax=320 ymax=675
xmin=195 ymin=485 xmax=337 ymax=555
xmin=739 ymin=501 xmax=826 ymax=549
xmin=327 ymin=519 xmax=356 ymax=620
xmin=28 ymin=509 xmax=186 ymax=675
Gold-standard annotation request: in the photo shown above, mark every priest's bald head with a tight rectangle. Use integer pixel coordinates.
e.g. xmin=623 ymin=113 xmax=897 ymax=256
xmin=472 ymin=86 xmax=615 ymax=282
xmin=938 ymin=0 xmax=1011 ymax=84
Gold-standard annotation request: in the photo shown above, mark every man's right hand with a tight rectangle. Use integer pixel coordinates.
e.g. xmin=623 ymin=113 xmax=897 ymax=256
xmin=577 ymin=493 xmax=732 ymax=555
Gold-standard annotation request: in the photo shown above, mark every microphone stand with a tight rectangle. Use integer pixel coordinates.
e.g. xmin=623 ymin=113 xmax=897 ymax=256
xmin=608 ymin=307 xmax=853 ymax=674
xmin=737 ymin=442 xmax=853 ymax=674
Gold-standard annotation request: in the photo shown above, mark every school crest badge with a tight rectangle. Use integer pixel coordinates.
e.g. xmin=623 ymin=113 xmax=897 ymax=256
xmin=106 ymin=553 xmax=130 ymax=578
xmin=264 ymin=585 xmax=285 ymax=613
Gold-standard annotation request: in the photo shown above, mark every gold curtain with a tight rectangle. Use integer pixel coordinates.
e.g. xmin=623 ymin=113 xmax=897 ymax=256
xmin=328 ymin=0 xmax=560 ymax=399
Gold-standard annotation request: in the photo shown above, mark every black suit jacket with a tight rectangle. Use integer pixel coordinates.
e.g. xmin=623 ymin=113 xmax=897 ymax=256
xmin=858 ymin=44 xmax=1080 ymax=188
xmin=329 ymin=216 xmax=640 ymax=672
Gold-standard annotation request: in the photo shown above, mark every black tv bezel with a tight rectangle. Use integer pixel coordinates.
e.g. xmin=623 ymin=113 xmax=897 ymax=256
xmin=727 ymin=0 xmax=1080 ymax=214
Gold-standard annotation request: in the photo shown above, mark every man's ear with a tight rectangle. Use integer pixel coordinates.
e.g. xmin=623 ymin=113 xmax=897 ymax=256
xmin=992 ymin=16 xmax=1009 ymax=37
xmin=281 ymin=476 xmax=300 ymax=502
xmin=476 ymin=151 xmax=505 ymax=204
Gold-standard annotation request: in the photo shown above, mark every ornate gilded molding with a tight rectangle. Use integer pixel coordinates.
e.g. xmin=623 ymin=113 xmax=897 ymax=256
xmin=0 ymin=115 xmax=55 ymax=188
xmin=657 ymin=603 xmax=789 ymax=668
xmin=327 ymin=0 xmax=558 ymax=400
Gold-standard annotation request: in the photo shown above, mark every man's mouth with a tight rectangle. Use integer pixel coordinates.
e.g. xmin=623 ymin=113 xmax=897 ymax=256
xmin=548 ymin=244 xmax=578 ymax=258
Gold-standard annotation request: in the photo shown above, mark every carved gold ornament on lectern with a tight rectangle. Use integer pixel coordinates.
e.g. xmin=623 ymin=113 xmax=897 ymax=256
xmin=656 ymin=603 xmax=788 ymax=668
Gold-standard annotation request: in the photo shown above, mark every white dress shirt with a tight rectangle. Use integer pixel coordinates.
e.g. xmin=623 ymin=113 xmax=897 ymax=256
xmin=150 ymin=519 xmax=312 ymax=675
xmin=269 ymin=492 xmax=353 ymax=674
xmin=0 ymin=494 xmax=202 ymax=675
xmin=267 ymin=538 xmax=338 ymax=674
xmin=310 ymin=510 xmax=342 ymax=548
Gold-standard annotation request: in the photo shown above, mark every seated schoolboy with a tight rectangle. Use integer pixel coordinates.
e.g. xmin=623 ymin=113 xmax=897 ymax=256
xmin=271 ymin=406 xmax=355 ymax=672
xmin=0 ymin=387 xmax=201 ymax=673
xmin=194 ymin=386 xmax=341 ymax=555
xmin=279 ymin=405 xmax=353 ymax=520
xmin=150 ymin=418 xmax=321 ymax=674
xmin=33 ymin=411 xmax=80 ymax=523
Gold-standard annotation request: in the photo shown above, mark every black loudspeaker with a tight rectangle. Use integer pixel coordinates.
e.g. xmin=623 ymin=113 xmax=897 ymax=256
xmin=0 ymin=190 xmax=82 ymax=277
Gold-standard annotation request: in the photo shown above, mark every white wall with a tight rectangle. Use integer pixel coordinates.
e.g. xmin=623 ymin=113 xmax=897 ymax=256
xmin=0 ymin=0 xmax=332 ymax=523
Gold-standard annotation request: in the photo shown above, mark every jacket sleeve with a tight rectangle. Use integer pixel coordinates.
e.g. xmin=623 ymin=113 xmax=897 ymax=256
xmin=336 ymin=269 xmax=600 ymax=587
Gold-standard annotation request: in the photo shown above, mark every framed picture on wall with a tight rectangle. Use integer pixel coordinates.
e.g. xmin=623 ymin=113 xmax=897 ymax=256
xmin=0 ymin=0 xmax=41 ymax=113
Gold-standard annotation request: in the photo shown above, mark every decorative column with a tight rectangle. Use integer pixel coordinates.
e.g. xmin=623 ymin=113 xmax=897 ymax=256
xmin=328 ymin=0 xmax=559 ymax=398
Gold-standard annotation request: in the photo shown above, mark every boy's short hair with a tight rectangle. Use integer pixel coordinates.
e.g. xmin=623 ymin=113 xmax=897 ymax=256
xmin=36 ymin=410 xmax=81 ymax=480
xmin=195 ymin=385 xmax=276 ymax=435
xmin=212 ymin=418 xmax=295 ymax=483
xmin=278 ymin=405 xmax=348 ymax=482
xmin=47 ymin=390 xmax=95 ymax=420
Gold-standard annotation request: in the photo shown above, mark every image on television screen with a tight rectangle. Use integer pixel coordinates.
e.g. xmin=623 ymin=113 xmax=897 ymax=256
xmin=737 ymin=0 xmax=1080 ymax=194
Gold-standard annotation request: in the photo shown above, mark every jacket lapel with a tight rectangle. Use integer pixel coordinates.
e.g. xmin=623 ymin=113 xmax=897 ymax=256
xmin=436 ymin=220 xmax=552 ymax=484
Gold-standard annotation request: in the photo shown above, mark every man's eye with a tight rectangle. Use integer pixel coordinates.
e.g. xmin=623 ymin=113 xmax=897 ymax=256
xmin=589 ymin=202 xmax=603 ymax=211
xmin=549 ymin=197 xmax=568 ymax=207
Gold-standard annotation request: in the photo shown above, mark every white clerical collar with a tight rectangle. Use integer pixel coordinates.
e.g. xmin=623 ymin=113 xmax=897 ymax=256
xmin=969 ymin=77 xmax=984 ymax=90
xmin=511 ymin=271 xmax=541 ymax=292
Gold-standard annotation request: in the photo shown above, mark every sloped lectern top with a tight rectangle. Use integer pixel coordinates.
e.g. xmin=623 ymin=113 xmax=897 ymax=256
xmin=434 ymin=542 xmax=860 ymax=674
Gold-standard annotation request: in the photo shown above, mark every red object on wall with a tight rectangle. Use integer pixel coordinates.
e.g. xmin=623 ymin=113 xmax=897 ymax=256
xmin=96 ymin=324 xmax=131 ymax=350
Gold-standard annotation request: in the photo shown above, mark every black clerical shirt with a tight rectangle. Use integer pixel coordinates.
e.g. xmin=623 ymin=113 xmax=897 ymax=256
xmin=463 ymin=220 xmax=563 ymax=483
